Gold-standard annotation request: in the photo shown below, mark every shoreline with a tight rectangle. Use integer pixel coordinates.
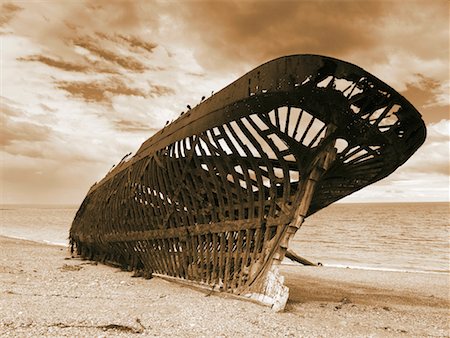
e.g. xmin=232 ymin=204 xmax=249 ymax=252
xmin=0 ymin=235 xmax=68 ymax=248
xmin=2 ymin=234 xmax=448 ymax=275
xmin=1 ymin=235 xmax=449 ymax=337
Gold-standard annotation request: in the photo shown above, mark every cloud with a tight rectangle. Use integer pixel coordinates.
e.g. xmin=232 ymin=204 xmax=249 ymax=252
xmin=39 ymin=103 xmax=57 ymax=113
xmin=17 ymin=38 xmax=161 ymax=77
xmin=1 ymin=97 xmax=141 ymax=165
xmin=0 ymin=2 xmax=22 ymax=30
xmin=342 ymin=119 xmax=450 ymax=203
xmin=98 ymin=33 xmax=158 ymax=54
xmin=400 ymin=119 xmax=450 ymax=176
xmin=3 ymin=1 xmax=162 ymax=82
xmin=113 ymin=119 xmax=160 ymax=133
xmin=1 ymin=0 xmax=448 ymax=204
xmin=1 ymin=97 xmax=23 ymax=118
xmin=55 ymin=77 xmax=175 ymax=106
xmin=400 ymin=77 xmax=449 ymax=124
xmin=148 ymin=84 xmax=175 ymax=98
xmin=1 ymin=119 xmax=51 ymax=146
xmin=0 ymin=152 xmax=112 ymax=204
xmin=347 ymin=1 xmax=449 ymax=108
xmin=18 ymin=54 xmax=91 ymax=73
xmin=164 ymin=1 xmax=385 ymax=73
xmin=370 ymin=54 xmax=448 ymax=92
xmin=56 ymin=78 xmax=148 ymax=104
xmin=425 ymin=81 xmax=450 ymax=108
xmin=0 ymin=100 xmax=53 ymax=148
xmin=371 ymin=1 xmax=449 ymax=63
xmin=342 ymin=171 xmax=449 ymax=203
xmin=73 ymin=36 xmax=148 ymax=73
xmin=2 ymin=114 xmax=139 ymax=164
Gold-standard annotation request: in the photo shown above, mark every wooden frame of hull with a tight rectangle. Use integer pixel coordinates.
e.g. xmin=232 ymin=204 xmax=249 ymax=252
xmin=70 ymin=55 xmax=426 ymax=311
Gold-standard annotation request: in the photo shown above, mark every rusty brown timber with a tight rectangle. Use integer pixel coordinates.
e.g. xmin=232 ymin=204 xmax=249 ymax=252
xmin=69 ymin=55 xmax=426 ymax=308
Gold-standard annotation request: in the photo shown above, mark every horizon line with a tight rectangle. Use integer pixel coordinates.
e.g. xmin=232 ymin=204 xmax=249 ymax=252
xmin=1 ymin=200 xmax=449 ymax=207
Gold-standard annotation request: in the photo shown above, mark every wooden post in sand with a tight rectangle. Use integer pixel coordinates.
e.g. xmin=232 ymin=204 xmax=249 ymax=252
xmin=285 ymin=250 xmax=316 ymax=266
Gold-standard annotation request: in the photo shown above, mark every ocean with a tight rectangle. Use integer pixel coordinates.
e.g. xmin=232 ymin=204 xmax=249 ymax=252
xmin=290 ymin=202 xmax=449 ymax=274
xmin=0 ymin=202 xmax=448 ymax=274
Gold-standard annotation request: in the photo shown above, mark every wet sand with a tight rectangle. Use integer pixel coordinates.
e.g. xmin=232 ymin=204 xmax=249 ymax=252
xmin=0 ymin=235 xmax=448 ymax=337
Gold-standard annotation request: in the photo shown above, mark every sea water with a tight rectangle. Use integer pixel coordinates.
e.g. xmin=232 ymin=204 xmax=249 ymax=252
xmin=0 ymin=203 xmax=448 ymax=274
xmin=0 ymin=205 xmax=76 ymax=246
xmin=290 ymin=202 xmax=449 ymax=274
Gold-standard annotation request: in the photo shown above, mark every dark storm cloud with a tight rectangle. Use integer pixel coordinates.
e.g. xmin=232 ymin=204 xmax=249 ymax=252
xmin=169 ymin=1 xmax=385 ymax=70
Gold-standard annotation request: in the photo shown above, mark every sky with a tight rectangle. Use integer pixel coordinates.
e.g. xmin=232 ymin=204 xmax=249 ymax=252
xmin=1 ymin=0 xmax=449 ymax=205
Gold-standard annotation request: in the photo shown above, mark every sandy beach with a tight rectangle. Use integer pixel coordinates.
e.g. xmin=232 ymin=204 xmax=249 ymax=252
xmin=0 ymin=235 xmax=448 ymax=337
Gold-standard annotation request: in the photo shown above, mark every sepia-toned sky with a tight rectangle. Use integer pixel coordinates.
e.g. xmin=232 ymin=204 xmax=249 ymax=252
xmin=1 ymin=0 xmax=449 ymax=205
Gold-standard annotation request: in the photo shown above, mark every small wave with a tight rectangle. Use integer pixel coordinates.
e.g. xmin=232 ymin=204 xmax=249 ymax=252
xmin=280 ymin=260 xmax=449 ymax=274
xmin=43 ymin=239 xmax=67 ymax=247
xmin=321 ymin=263 xmax=449 ymax=275
xmin=1 ymin=234 xmax=67 ymax=247
xmin=0 ymin=234 xmax=30 ymax=242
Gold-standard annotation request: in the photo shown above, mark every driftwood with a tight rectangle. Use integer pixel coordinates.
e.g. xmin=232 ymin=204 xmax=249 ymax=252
xmin=285 ymin=249 xmax=316 ymax=266
xmin=69 ymin=55 xmax=426 ymax=311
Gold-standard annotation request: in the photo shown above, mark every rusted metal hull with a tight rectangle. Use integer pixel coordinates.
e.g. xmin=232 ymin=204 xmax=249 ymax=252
xmin=69 ymin=55 xmax=426 ymax=310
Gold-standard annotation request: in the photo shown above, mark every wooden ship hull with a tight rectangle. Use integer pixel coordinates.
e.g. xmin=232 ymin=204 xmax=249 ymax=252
xmin=69 ymin=55 xmax=426 ymax=311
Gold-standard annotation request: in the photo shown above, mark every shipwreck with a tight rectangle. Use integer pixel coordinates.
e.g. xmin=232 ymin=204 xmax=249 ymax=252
xmin=70 ymin=55 xmax=426 ymax=311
